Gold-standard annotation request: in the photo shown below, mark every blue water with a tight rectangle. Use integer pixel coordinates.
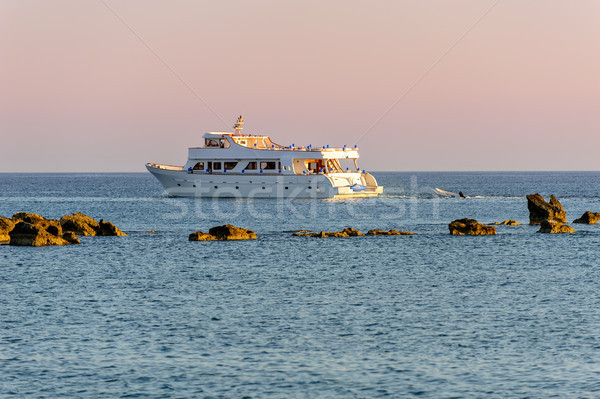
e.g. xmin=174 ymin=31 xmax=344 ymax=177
xmin=1 ymin=172 xmax=600 ymax=398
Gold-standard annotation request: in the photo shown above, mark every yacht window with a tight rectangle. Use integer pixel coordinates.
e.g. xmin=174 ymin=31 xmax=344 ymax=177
xmin=260 ymin=161 xmax=276 ymax=170
xmin=206 ymin=139 xmax=219 ymax=147
xmin=245 ymin=161 xmax=257 ymax=170
xmin=193 ymin=162 xmax=204 ymax=170
xmin=213 ymin=162 xmax=222 ymax=170
xmin=238 ymin=140 xmax=247 ymax=145
xmin=219 ymin=139 xmax=230 ymax=148
xmin=224 ymin=161 xmax=238 ymax=170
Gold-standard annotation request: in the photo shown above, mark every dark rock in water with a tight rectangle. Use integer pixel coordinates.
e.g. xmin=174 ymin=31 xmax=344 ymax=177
xmin=526 ymin=194 xmax=567 ymax=225
xmin=62 ymin=231 xmax=81 ymax=244
xmin=537 ymin=220 xmax=575 ymax=234
xmin=573 ymin=211 xmax=600 ymax=224
xmin=60 ymin=213 xmax=100 ymax=236
xmin=0 ymin=216 xmax=15 ymax=243
xmin=489 ymin=220 xmax=520 ymax=226
xmin=189 ymin=231 xmax=217 ymax=241
xmin=367 ymin=229 xmax=415 ymax=236
xmin=9 ymin=221 xmax=72 ymax=246
xmin=98 ymin=219 xmax=127 ymax=236
xmin=449 ymin=219 xmax=496 ymax=235
xmin=207 ymin=224 xmax=257 ymax=240
xmin=294 ymin=227 xmax=364 ymax=237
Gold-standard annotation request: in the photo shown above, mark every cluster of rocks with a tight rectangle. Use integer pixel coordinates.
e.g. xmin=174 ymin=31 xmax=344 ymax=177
xmin=293 ymin=228 xmax=414 ymax=238
xmin=527 ymin=194 xmax=575 ymax=233
xmin=449 ymin=219 xmax=497 ymax=236
xmin=0 ymin=212 xmax=126 ymax=246
xmin=189 ymin=224 xmax=257 ymax=241
xmin=448 ymin=193 xmax=599 ymax=236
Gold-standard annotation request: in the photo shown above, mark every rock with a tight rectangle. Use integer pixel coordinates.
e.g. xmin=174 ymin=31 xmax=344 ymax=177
xmin=60 ymin=212 xmax=100 ymax=236
xmin=62 ymin=231 xmax=81 ymax=244
xmin=207 ymin=224 xmax=257 ymax=240
xmin=0 ymin=216 xmax=15 ymax=243
xmin=98 ymin=219 xmax=127 ymax=236
xmin=293 ymin=227 xmax=364 ymax=237
xmin=12 ymin=212 xmax=47 ymax=225
xmin=449 ymin=219 xmax=496 ymax=235
xmin=11 ymin=212 xmax=63 ymax=237
xmin=9 ymin=221 xmax=72 ymax=246
xmin=489 ymin=220 xmax=520 ymax=226
xmin=367 ymin=229 xmax=415 ymax=235
xmin=526 ymin=194 xmax=567 ymax=225
xmin=573 ymin=211 xmax=600 ymax=224
xmin=537 ymin=220 xmax=575 ymax=234
xmin=189 ymin=231 xmax=217 ymax=241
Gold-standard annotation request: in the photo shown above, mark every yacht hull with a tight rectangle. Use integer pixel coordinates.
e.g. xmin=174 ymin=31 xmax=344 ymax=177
xmin=146 ymin=164 xmax=382 ymax=199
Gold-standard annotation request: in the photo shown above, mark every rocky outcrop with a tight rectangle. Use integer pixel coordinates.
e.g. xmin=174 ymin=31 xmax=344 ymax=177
xmin=367 ymin=229 xmax=415 ymax=236
xmin=12 ymin=212 xmax=63 ymax=236
xmin=209 ymin=224 xmax=257 ymax=240
xmin=294 ymin=227 xmax=365 ymax=237
xmin=449 ymin=219 xmax=496 ymax=235
xmin=60 ymin=213 xmax=126 ymax=236
xmin=526 ymin=194 xmax=567 ymax=225
xmin=98 ymin=219 xmax=127 ymax=236
xmin=9 ymin=221 xmax=72 ymax=246
xmin=189 ymin=231 xmax=217 ymax=241
xmin=573 ymin=211 xmax=600 ymax=224
xmin=60 ymin=213 xmax=100 ymax=236
xmin=489 ymin=220 xmax=520 ymax=226
xmin=537 ymin=220 xmax=575 ymax=234
xmin=0 ymin=216 xmax=15 ymax=243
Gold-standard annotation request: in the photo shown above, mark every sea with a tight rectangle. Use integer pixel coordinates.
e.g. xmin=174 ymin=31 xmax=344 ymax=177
xmin=1 ymin=171 xmax=600 ymax=398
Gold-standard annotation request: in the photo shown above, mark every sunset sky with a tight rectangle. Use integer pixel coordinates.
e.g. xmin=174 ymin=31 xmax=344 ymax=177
xmin=1 ymin=0 xmax=599 ymax=172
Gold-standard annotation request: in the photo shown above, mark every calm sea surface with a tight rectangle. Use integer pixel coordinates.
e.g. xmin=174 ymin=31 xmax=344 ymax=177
xmin=1 ymin=172 xmax=600 ymax=398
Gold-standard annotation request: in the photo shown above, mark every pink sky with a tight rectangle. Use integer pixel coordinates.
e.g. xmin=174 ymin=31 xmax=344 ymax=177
xmin=1 ymin=0 xmax=599 ymax=172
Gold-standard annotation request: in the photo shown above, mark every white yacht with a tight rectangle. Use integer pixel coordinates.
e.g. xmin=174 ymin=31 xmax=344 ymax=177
xmin=146 ymin=116 xmax=383 ymax=198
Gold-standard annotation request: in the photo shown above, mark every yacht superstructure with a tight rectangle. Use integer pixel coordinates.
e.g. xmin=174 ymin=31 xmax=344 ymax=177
xmin=146 ymin=116 xmax=383 ymax=198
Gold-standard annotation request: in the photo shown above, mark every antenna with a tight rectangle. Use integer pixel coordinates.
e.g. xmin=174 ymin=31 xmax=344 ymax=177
xmin=233 ymin=115 xmax=244 ymax=136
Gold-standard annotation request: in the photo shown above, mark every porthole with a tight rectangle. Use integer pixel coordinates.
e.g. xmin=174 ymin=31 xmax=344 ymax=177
xmin=308 ymin=186 xmax=312 ymax=189
xmin=193 ymin=184 xmax=196 ymax=187
xmin=214 ymin=186 xmax=218 ymax=189
xmin=236 ymin=186 xmax=239 ymax=189
xmin=177 ymin=183 xmax=181 ymax=186
xmin=285 ymin=187 xmax=288 ymax=190
xmin=262 ymin=187 xmax=265 ymax=190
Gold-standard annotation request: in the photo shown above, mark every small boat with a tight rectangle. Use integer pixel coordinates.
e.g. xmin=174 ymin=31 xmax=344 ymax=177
xmin=433 ymin=188 xmax=469 ymax=198
xmin=146 ymin=116 xmax=383 ymax=198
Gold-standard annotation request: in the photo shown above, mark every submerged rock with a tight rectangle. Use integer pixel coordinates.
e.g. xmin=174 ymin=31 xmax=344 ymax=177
xmin=537 ymin=220 xmax=575 ymax=234
xmin=367 ymin=229 xmax=415 ymax=236
xmin=9 ymin=221 xmax=72 ymax=246
xmin=294 ymin=227 xmax=365 ymax=237
xmin=489 ymin=220 xmax=520 ymax=226
xmin=208 ymin=224 xmax=257 ymax=240
xmin=526 ymin=194 xmax=567 ymax=225
xmin=573 ymin=211 xmax=600 ymax=224
xmin=189 ymin=231 xmax=217 ymax=241
xmin=0 ymin=216 xmax=15 ymax=243
xmin=449 ymin=219 xmax=496 ymax=236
